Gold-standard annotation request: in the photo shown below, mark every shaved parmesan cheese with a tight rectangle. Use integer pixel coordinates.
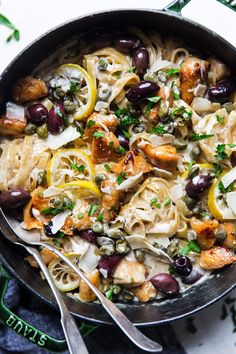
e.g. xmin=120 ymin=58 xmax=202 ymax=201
xmin=6 ymin=101 xmax=25 ymax=120
xmin=116 ymin=172 xmax=143 ymax=191
xmin=70 ymin=236 xmax=90 ymax=255
xmin=226 ymin=192 xmax=236 ymax=215
xmin=170 ymin=184 xmax=184 ymax=202
xmin=45 ymin=126 xmax=81 ymax=150
xmin=51 ymin=210 xmax=70 ymax=234
xmin=79 ymin=244 xmax=100 ymax=274
xmin=43 ymin=186 xmax=61 ymax=198
xmin=221 ymin=167 xmax=236 ymax=189
xmin=32 ymin=208 xmax=46 ymax=222
xmin=101 ymin=185 xmax=112 ymax=194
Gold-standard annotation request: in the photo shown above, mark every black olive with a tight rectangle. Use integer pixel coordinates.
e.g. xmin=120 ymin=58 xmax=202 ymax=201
xmin=114 ymin=35 xmax=142 ymax=54
xmin=126 ymin=81 xmax=159 ymax=103
xmin=185 ymin=174 xmax=213 ymax=198
xmin=132 ymin=48 xmax=149 ymax=75
xmin=150 ymin=273 xmax=179 ymax=295
xmin=173 ymin=255 xmax=192 ymax=277
xmin=208 ymin=79 xmax=235 ymax=103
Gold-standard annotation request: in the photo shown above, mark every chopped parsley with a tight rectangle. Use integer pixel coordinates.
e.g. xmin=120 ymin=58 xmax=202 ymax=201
xmin=109 ymin=141 xmax=114 ymax=147
xmin=127 ymin=66 xmax=136 ymax=73
xmin=115 ymin=108 xmax=140 ymax=128
xmin=117 ymin=172 xmax=127 ymax=185
xmin=165 ymin=68 xmax=181 ymax=77
xmin=216 ymin=144 xmax=228 ymax=161
xmin=121 ymin=128 xmax=131 ymax=138
xmin=170 ymin=106 xmax=192 ymax=119
xmin=70 ymin=81 xmax=81 ymax=94
xmin=151 ymin=123 xmax=166 ymax=135
xmin=179 ymin=240 xmax=201 ymax=256
xmin=71 ymin=163 xmax=85 ymax=173
xmin=150 ymin=198 xmax=161 ymax=209
xmin=213 ymin=163 xmax=222 ymax=178
xmin=218 ymin=181 xmax=234 ymax=193
xmin=87 ymin=120 xmax=95 ymax=128
xmin=53 ymin=104 xmax=68 ymax=123
xmin=88 ymin=204 xmax=98 ymax=217
xmin=77 ymin=213 xmax=84 ymax=219
xmin=172 ymin=85 xmax=180 ymax=100
xmin=164 ymin=198 xmax=171 ymax=206
xmin=145 ymin=96 xmax=161 ymax=114
xmin=216 ymin=114 xmax=225 ymax=125
xmin=188 ymin=160 xmax=196 ymax=172
xmin=104 ymin=164 xmax=111 ymax=172
xmin=113 ymin=71 xmax=122 ymax=79
xmin=96 ymin=213 xmax=104 ymax=222
xmin=93 ymin=131 xmax=105 ymax=138
xmin=189 ymin=133 xmax=214 ymax=141
xmin=114 ymin=145 xmax=126 ymax=154
xmin=41 ymin=200 xmax=74 ymax=216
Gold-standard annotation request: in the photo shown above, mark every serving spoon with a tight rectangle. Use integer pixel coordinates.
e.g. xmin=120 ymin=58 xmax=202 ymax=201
xmin=0 ymin=209 xmax=162 ymax=353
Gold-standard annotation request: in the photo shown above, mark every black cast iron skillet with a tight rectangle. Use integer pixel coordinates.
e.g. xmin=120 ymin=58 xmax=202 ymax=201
xmin=0 ymin=0 xmax=236 ymax=333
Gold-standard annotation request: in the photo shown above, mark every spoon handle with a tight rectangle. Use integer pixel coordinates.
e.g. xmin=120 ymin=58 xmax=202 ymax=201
xmin=26 ymin=246 xmax=89 ymax=354
xmin=41 ymin=242 xmax=162 ymax=353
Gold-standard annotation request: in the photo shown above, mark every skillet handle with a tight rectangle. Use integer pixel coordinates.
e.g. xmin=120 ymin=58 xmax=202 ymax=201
xmin=163 ymin=0 xmax=192 ymax=15
xmin=0 ymin=266 xmax=95 ymax=352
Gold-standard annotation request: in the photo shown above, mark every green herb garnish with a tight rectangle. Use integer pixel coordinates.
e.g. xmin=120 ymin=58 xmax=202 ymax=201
xmin=216 ymin=114 xmax=225 ymax=125
xmin=188 ymin=160 xmax=196 ymax=172
xmin=164 ymin=198 xmax=171 ymax=206
xmin=213 ymin=163 xmax=222 ymax=178
xmin=216 ymin=144 xmax=228 ymax=161
xmin=151 ymin=123 xmax=166 ymax=135
xmin=0 ymin=14 xmax=20 ymax=42
xmin=150 ymin=198 xmax=161 ymax=209
xmin=77 ymin=213 xmax=84 ymax=219
xmin=218 ymin=181 xmax=234 ymax=193
xmin=70 ymin=81 xmax=81 ymax=94
xmin=93 ymin=131 xmax=105 ymax=138
xmin=189 ymin=134 xmax=214 ymax=141
xmin=179 ymin=240 xmax=201 ymax=255
xmin=88 ymin=204 xmax=98 ymax=217
xmin=87 ymin=120 xmax=95 ymax=128
xmin=170 ymin=106 xmax=192 ymax=119
xmin=96 ymin=214 xmax=104 ymax=222
xmin=104 ymin=164 xmax=111 ymax=171
xmin=117 ymin=172 xmax=127 ymax=185
xmin=41 ymin=200 xmax=74 ymax=216
xmin=166 ymin=68 xmax=181 ymax=77
xmin=121 ymin=128 xmax=131 ymax=138
xmin=127 ymin=66 xmax=136 ymax=73
xmin=115 ymin=108 xmax=140 ymax=128
xmin=114 ymin=145 xmax=126 ymax=154
xmin=71 ymin=163 xmax=85 ymax=173
xmin=145 ymin=96 xmax=161 ymax=114
xmin=53 ymin=104 xmax=68 ymax=123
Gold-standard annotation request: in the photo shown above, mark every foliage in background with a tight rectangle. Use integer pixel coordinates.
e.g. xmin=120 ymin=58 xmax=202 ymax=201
xmin=0 ymin=13 xmax=20 ymax=42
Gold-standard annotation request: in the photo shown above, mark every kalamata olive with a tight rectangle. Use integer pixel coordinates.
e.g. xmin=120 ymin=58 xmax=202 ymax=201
xmin=98 ymin=254 xmax=123 ymax=275
xmin=150 ymin=273 xmax=179 ymax=295
xmin=132 ymin=48 xmax=149 ymax=75
xmin=182 ymin=268 xmax=203 ymax=285
xmin=173 ymin=255 xmax=192 ymax=276
xmin=48 ymin=104 xmax=65 ymax=134
xmin=231 ymin=153 xmax=236 ymax=167
xmin=208 ymin=79 xmax=235 ymax=103
xmin=185 ymin=174 xmax=213 ymax=198
xmin=44 ymin=221 xmax=62 ymax=238
xmin=25 ymin=103 xmax=48 ymax=126
xmin=0 ymin=189 xmax=31 ymax=210
xmin=126 ymin=81 xmax=159 ymax=103
xmin=79 ymin=229 xmax=97 ymax=244
xmin=116 ymin=128 xmax=130 ymax=150
xmin=114 ymin=35 xmax=142 ymax=54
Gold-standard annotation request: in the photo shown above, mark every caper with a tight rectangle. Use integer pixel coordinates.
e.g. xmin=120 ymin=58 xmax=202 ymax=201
xmin=157 ymin=70 xmax=167 ymax=83
xmin=184 ymin=195 xmax=197 ymax=210
xmin=187 ymin=230 xmax=197 ymax=241
xmin=97 ymin=236 xmax=115 ymax=247
xmin=99 ymin=244 xmax=115 ymax=256
xmin=159 ymin=100 xmax=169 ymax=119
xmin=37 ymin=170 xmax=46 ymax=186
xmin=190 ymin=145 xmax=201 ymax=160
xmin=112 ymin=285 xmax=122 ymax=295
xmin=215 ymin=228 xmax=227 ymax=242
xmin=50 ymin=195 xmax=64 ymax=209
xmin=115 ymin=239 xmax=129 ymax=255
xmin=173 ymin=138 xmax=188 ymax=151
xmin=95 ymin=173 xmax=106 ymax=187
xmin=36 ymin=124 xmax=48 ymax=139
xmin=98 ymin=85 xmax=112 ymax=101
xmin=222 ymin=102 xmax=234 ymax=113
xmin=63 ymin=100 xmax=76 ymax=114
xmin=134 ymin=249 xmax=145 ymax=263
xmin=106 ymin=228 xmax=125 ymax=239
xmin=97 ymin=58 xmax=108 ymax=71
xmin=122 ymin=290 xmax=134 ymax=302
xmin=143 ymin=73 xmax=158 ymax=83
xmin=24 ymin=123 xmax=37 ymax=135
xmin=91 ymin=221 xmax=104 ymax=234
xmin=133 ymin=125 xmax=145 ymax=133
xmin=55 ymin=87 xmax=66 ymax=98
xmin=188 ymin=166 xmax=200 ymax=179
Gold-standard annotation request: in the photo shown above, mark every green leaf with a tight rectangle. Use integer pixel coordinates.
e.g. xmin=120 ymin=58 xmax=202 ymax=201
xmin=127 ymin=66 xmax=136 ymax=73
xmin=145 ymin=101 xmax=153 ymax=114
xmin=121 ymin=128 xmax=131 ymax=138
xmin=165 ymin=68 xmax=181 ymax=77
xmin=88 ymin=204 xmax=98 ymax=217
xmin=71 ymin=163 xmax=85 ymax=173
xmin=114 ymin=145 xmax=126 ymax=154
xmin=216 ymin=114 xmax=225 ymax=125
xmin=117 ymin=172 xmax=126 ymax=185
xmin=189 ymin=134 xmax=214 ymax=141
xmin=77 ymin=213 xmax=84 ymax=219
xmin=96 ymin=213 xmax=103 ymax=222
xmin=41 ymin=199 xmax=74 ymax=216
xmin=213 ymin=163 xmax=222 ymax=178
xmin=216 ymin=144 xmax=228 ymax=161
xmin=147 ymin=96 xmax=161 ymax=103
xmin=151 ymin=123 xmax=165 ymax=135
xmin=115 ymin=108 xmax=140 ymax=128
xmin=93 ymin=131 xmax=105 ymax=138
xmin=170 ymin=106 xmax=192 ymax=119
xmin=104 ymin=164 xmax=111 ymax=171
xmin=218 ymin=181 xmax=234 ymax=194
xmin=188 ymin=160 xmax=196 ymax=172
xmin=87 ymin=120 xmax=95 ymax=128
xmin=0 ymin=13 xmax=20 ymax=43
xmin=179 ymin=240 xmax=201 ymax=255
xmin=70 ymin=81 xmax=80 ymax=94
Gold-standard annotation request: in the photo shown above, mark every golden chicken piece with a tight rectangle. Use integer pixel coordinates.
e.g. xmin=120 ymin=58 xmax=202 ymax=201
xmin=91 ymin=131 xmax=120 ymax=164
xmin=180 ymin=57 xmax=210 ymax=104
xmin=199 ymin=246 xmax=236 ymax=270
xmin=131 ymin=281 xmax=157 ymax=302
xmin=40 ymin=248 xmax=57 ymax=265
xmin=101 ymin=180 xmax=123 ymax=222
xmin=23 ymin=187 xmax=49 ymax=229
xmin=138 ymin=142 xmax=179 ymax=171
xmin=113 ymin=259 xmax=146 ymax=287
xmin=79 ymin=269 xmax=101 ymax=302
xmin=12 ymin=76 xmax=48 ymax=104
xmin=0 ymin=115 xmax=26 ymax=136
xmin=112 ymin=149 xmax=152 ymax=176
xmin=222 ymin=222 xmax=236 ymax=250
xmin=83 ymin=112 xmax=118 ymax=142
xmin=190 ymin=217 xmax=218 ymax=250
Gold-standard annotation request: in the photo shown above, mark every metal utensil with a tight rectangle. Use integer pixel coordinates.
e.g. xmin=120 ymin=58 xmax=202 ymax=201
xmin=0 ymin=211 xmax=89 ymax=354
xmin=0 ymin=209 xmax=162 ymax=353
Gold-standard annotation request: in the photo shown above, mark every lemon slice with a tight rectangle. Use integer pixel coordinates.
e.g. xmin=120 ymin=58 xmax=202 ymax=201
xmin=208 ymin=172 xmax=236 ymax=221
xmin=58 ymin=180 xmax=101 ymax=199
xmin=48 ymin=253 xmax=80 ymax=292
xmin=47 ymin=148 xmax=95 ymax=186
xmin=181 ymin=163 xmax=214 ymax=179
xmin=56 ymin=64 xmax=96 ymax=121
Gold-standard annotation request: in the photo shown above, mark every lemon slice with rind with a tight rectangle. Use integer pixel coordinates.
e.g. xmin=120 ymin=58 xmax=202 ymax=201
xmin=48 ymin=253 xmax=80 ymax=292
xmin=58 ymin=180 xmax=101 ymax=199
xmin=47 ymin=148 xmax=95 ymax=186
xmin=56 ymin=64 xmax=96 ymax=121
xmin=208 ymin=172 xmax=236 ymax=221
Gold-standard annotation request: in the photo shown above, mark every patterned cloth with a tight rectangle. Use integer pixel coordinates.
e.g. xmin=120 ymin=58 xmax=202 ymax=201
xmin=0 ymin=277 xmax=186 ymax=354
